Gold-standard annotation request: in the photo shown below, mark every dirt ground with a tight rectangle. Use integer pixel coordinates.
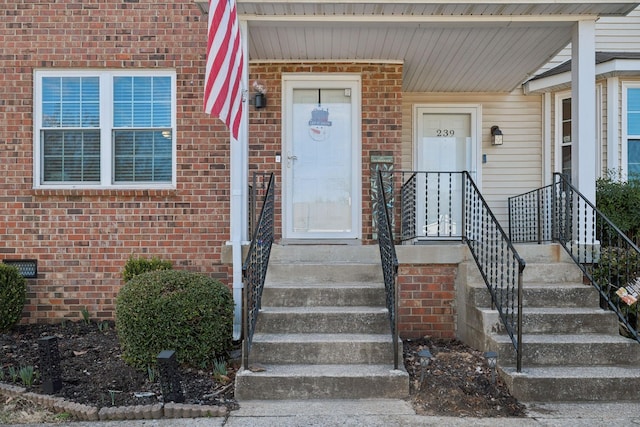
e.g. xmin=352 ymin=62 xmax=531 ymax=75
xmin=0 ymin=322 xmax=526 ymax=422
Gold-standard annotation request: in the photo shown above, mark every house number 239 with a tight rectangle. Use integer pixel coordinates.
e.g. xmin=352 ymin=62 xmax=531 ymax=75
xmin=436 ymin=129 xmax=455 ymax=136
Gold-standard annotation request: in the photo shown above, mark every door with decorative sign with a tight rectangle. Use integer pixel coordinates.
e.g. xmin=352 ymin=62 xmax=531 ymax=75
xmin=283 ymin=76 xmax=361 ymax=240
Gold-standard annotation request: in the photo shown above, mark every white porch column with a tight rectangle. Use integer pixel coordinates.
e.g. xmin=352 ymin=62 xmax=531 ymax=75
xmin=231 ymin=19 xmax=250 ymax=340
xmin=571 ymin=20 xmax=597 ymax=247
xmin=571 ymin=19 xmax=596 ymax=201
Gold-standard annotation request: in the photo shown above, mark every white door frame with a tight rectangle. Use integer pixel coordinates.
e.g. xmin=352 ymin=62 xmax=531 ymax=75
xmin=281 ymin=73 xmax=362 ymax=240
xmin=413 ymin=104 xmax=482 ymax=183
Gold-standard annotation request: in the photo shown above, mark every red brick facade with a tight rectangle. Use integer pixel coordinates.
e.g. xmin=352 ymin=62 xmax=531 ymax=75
xmin=0 ymin=1 xmax=408 ymax=323
xmin=1 ymin=1 xmax=455 ymax=337
xmin=1 ymin=1 xmax=231 ymax=322
xmin=398 ymin=264 xmax=457 ymax=339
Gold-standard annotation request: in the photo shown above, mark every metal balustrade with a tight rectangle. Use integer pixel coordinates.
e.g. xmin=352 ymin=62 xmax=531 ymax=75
xmin=379 ymin=170 xmax=525 ymax=372
xmin=509 ymin=173 xmax=640 ymax=342
xmin=242 ymin=173 xmax=275 ymax=369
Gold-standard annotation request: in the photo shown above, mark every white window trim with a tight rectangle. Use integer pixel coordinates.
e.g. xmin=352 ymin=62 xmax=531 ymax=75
xmin=554 ymin=90 xmax=571 ymax=175
xmin=411 ymin=103 xmax=482 ymax=188
xmin=596 ymin=83 xmax=603 ymax=180
xmin=622 ymin=81 xmax=640 ymax=181
xmin=554 ymin=87 xmax=603 ymax=179
xmin=33 ymin=69 xmax=177 ymax=190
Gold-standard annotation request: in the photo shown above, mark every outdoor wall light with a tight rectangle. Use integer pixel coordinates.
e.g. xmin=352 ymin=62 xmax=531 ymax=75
xmin=254 ymin=92 xmax=266 ymax=109
xmin=253 ymin=80 xmax=267 ymax=109
xmin=417 ymin=348 xmax=432 ymax=384
xmin=484 ymin=351 xmax=498 ymax=384
xmin=491 ymin=126 xmax=503 ymax=145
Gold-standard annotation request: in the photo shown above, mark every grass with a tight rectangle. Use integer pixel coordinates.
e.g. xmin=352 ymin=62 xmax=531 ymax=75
xmin=0 ymin=395 xmax=71 ymax=424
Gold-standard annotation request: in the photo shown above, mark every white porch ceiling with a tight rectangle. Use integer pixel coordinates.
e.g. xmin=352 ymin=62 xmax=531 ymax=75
xmin=233 ymin=1 xmax=640 ymax=92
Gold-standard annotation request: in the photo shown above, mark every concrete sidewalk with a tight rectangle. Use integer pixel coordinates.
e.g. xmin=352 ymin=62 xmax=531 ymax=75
xmin=8 ymin=399 xmax=640 ymax=427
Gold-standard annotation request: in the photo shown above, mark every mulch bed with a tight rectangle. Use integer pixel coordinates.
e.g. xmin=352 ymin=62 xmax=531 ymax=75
xmin=1 ymin=322 xmax=526 ymax=417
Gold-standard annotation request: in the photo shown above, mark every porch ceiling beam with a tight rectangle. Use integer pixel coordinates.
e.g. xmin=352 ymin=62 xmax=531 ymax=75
xmin=238 ymin=0 xmax=637 ymax=7
xmin=242 ymin=14 xmax=602 ymax=23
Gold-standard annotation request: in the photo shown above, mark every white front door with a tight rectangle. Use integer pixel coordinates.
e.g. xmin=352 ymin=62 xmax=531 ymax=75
xmin=414 ymin=105 xmax=480 ymax=238
xmin=283 ymin=76 xmax=361 ymax=240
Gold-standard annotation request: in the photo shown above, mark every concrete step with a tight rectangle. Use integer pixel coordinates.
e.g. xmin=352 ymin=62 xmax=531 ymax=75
xmin=468 ymin=282 xmax=599 ymax=308
xmin=256 ymin=306 xmax=390 ymax=334
xmin=476 ymin=307 xmax=619 ymax=335
xmin=250 ymin=333 xmax=397 ymax=365
xmin=519 ymin=307 xmax=619 ymax=334
xmin=500 ymin=365 xmax=640 ymax=401
xmin=235 ymin=364 xmax=409 ymax=400
xmin=261 ymin=282 xmax=386 ymax=307
xmin=266 ymin=263 xmax=383 ymax=284
xmin=513 ymin=243 xmax=573 ymax=263
xmin=521 ymin=263 xmax=584 ymax=283
xmin=269 ymin=245 xmax=380 ymax=264
xmin=464 ymin=260 xmax=583 ymax=284
xmin=491 ymin=333 xmax=640 ymax=367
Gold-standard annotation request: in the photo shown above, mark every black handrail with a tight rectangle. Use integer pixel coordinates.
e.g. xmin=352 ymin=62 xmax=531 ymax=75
xmin=380 ymin=170 xmax=525 ymax=372
xmin=462 ymin=172 xmax=526 ymax=372
xmin=509 ymin=173 xmax=640 ymax=342
xmin=375 ymin=170 xmax=400 ymax=369
xmin=242 ymin=173 xmax=275 ymax=369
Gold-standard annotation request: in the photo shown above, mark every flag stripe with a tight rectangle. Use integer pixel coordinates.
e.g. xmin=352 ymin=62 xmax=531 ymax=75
xmin=204 ymin=0 xmax=244 ymax=140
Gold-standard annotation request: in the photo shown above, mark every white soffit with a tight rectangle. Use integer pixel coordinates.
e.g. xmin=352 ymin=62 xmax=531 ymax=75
xmin=230 ymin=1 xmax=640 ymax=92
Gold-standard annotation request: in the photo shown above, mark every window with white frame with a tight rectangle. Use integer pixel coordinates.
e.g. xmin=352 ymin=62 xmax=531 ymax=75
xmin=555 ymin=93 xmax=572 ymax=179
xmin=34 ymin=70 xmax=176 ymax=188
xmin=625 ymin=84 xmax=640 ymax=179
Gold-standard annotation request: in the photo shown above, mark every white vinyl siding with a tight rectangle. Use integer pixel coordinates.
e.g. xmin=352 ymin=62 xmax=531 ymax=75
xmin=536 ymin=6 xmax=640 ymax=75
xmin=402 ymin=88 xmax=543 ymax=225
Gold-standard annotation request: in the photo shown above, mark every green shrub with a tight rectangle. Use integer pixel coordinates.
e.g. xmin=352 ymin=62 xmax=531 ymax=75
xmin=115 ymin=270 xmax=233 ymax=369
xmin=0 ymin=264 xmax=27 ymax=332
xmin=592 ymin=246 xmax=640 ymax=289
xmin=596 ymin=176 xmax=640 ymax=245
xmin=122 ymin=256 xmax=172 ymax=283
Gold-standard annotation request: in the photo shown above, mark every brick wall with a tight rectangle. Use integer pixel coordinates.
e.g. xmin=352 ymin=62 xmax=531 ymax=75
xmin=0 ymin=0 xmax=232 ymax=322
xmin=398 ymin=264 xmax=457 ymax=339
xmin=0 ymin=1 xmax=404 ymax=322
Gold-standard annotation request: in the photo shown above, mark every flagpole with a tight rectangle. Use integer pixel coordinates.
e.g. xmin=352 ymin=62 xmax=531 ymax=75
xmin=231 ymin=18 xmax=249 ymax=341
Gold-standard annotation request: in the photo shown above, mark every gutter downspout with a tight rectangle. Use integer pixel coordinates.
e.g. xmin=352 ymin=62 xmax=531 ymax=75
xmin=232 ymin=19 xmax=249 ymax=340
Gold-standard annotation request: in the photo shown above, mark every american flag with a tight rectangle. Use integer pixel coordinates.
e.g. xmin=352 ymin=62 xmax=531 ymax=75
xmin=204 ymin=0 xmax=244 ymax=140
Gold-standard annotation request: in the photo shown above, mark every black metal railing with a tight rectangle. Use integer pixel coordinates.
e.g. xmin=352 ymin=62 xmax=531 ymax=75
xmin=462 ymin=172 xmax=526 ymax=372
xmin=380 ymin=170 xmax=525 ymax=372
xmin=398 ymin=171 xmax=465 ymax=241
xmin=509 ymin=173 xmax=640 ymax=342
xmin=375 ymin=170 xmax=400 ymax=369
xmin=242 ymin=173 xmax=275 ymax=369
xmin=248 ymin=172 xmax=274 ymax=238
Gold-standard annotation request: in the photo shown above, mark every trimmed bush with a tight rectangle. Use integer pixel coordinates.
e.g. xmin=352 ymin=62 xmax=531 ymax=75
xmin=597 ymin=176 xmax=640 ymax=245
xmin=115 ymin=270 xmax=233 ymax=369
xmin=0 ymin=264 xmax=27 ymax=332
xmin=122 ymin=256 xmax=173 ymax=283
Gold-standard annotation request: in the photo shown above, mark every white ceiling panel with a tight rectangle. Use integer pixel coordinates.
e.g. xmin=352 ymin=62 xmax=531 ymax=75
xmin=248 ymin=23 xmax=575 ymax=91
xmin=233 ymin=1 xmax=640 ymax=92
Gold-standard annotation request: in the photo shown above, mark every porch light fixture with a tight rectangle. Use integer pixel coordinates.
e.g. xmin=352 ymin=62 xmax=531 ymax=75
xmin=484 ymin=351 xmax=498 ymax=384
xmin=417 ymin=348 xmax=432 ymax=384
xmin=253 ymin=80 xmax=267 ymax=109
xmin=491 ymin=126 xmax=503 ymax=146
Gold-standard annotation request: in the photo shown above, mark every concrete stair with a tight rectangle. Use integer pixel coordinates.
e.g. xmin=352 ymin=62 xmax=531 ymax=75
xmin=234 ymin=245 xmax=409 ymax=400
xmin=461 ymin=243 xmax=640 ymax=401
